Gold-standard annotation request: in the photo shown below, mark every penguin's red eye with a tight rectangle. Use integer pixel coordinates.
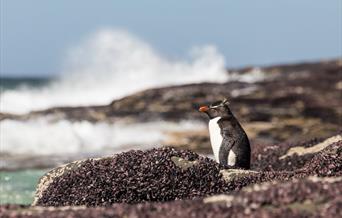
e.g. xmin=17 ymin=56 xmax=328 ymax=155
xmin=211 ymin=101 xmax=222 ymax=107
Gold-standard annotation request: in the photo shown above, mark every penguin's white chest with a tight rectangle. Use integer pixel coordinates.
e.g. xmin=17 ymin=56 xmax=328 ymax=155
xmin=208 ymin=117 xmax=223 ymax=162
xmin=208 ymin=117 xmax=237 ymax=166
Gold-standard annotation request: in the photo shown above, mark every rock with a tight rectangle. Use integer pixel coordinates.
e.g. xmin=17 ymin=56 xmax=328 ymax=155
xmin=203 ymin=194 xmax=234 ymax=204
xmin=33 ymin=147 xmax=229 ymax=206
xmin=251 ymin=134 xmax=341 ymax=171
xmin=303 ymin=140 xmax=342 ymax=177
xmin=32 ymin=135 xmax=341 ymax=207
xmin=220 ymin=169 xmax=258 ymax=182
xmin=170 ymin=156 xmax=199 ymax=170
xmin=2 ymin=176 xmax=341 ymax=218
xmin=32 ymin=159 xmax=97 ymax=206
xmin=279 ymin=135 xmax=342 ymax=159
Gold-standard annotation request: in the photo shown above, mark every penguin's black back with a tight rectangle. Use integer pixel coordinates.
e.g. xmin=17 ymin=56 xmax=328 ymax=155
xmin=218 ymin=116 xmax=251 ymax=169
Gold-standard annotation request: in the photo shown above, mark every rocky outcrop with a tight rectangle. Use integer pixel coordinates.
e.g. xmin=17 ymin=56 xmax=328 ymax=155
xmin=251 ymin=134 xmax=341 ymax=171
xmin=31 ymin=135 xmax=341 ymax=207
xmin=1 ymin=135 xmax=341 ymax=217
xmin=1 ymin=176 xmax=341 ymax=218
xmin=33 ymin=147 xmax=229 ymax=206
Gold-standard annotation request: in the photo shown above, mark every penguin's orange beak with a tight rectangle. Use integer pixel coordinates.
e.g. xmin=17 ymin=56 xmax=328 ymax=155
xmin=199 ymin=106 xmax=209 ymax=112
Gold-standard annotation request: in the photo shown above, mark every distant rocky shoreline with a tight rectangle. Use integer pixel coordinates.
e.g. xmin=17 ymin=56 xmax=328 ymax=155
xmin=1 ymin=134 xmax=341 ymax=217
xmin=1 ymin=59 xmax=341 ymax=146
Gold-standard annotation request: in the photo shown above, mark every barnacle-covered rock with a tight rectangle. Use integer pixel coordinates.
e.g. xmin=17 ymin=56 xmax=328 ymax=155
xmin=33 ymin=147 xmax=229 ymax=206
xmin=33 ymin=134 xmax=341 ymax=207
xmin=2 ymin=176 xmax=341 ymax=218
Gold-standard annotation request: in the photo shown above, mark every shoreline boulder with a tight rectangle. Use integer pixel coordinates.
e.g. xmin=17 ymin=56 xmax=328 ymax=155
xmin=33 ymin=147 xmax=229 ymax=206
xmin=33 ymin=135 xmax=341 ymax=207
xmin=2 ymin=176 xmax=341 ymax=218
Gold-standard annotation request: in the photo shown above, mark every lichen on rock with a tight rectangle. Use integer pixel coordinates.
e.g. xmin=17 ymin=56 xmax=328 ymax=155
xmin=220 ymin=169 xmax=258 ymax=182
xmin=279 ymin=134 xmax=342 ymax=159
xmin=170 ymin=156 xmax=199 ymax=170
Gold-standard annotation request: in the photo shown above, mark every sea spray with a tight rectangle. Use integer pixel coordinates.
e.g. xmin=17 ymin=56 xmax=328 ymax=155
xmin=0 ymin=29 xmax=227 ymax=114
xmin=0 ymin=118 xmax=205 ymax=156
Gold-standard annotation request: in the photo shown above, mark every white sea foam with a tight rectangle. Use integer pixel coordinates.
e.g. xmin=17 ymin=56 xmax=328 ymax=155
xmin=0 ymin=118 xmax=205 ymax=156
xmin=0 ymin=29 xmax=227 ymax=114
xmin=228 ymin=68 xmax=266 ymax=83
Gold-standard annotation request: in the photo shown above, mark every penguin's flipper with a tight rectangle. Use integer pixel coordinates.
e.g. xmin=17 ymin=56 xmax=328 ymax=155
xmin=218 ymin=138 xmax=235 ymax=166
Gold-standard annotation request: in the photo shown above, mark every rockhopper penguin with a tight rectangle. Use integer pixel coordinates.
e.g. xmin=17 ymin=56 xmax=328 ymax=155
xmin=199 ymin=99 xmax=251 ymax=169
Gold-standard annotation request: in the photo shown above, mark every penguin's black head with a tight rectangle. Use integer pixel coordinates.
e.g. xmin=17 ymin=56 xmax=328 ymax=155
xmin=199 ymin=99 xmax=232 ymax=119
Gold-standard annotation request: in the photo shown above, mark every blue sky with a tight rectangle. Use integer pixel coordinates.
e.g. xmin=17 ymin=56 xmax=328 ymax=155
xmin=1 ymin=0 xmax=341 ymax=77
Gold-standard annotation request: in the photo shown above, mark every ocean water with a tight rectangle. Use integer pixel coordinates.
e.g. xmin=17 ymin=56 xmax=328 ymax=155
xmin=1 ymin=119 xmax=205 ymax=156
xmin=0 ymin=77 xmax=52 ymax=91
xmin=0 ymin=170 xmax=47 ymax=205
